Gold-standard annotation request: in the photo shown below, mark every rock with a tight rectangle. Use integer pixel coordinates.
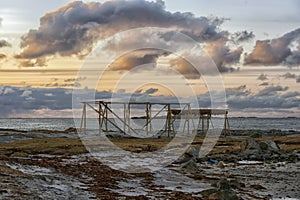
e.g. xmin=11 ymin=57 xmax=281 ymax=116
xmin=208 ymin=190 xmax=238 ymax=200
xmin=259 ymin=140 xmax=279 ymax=152
xmin=250 ymin=184 xmax=266 ymax=190
xmin=287 ymin=152 xmax=299 ymax=163
xmin=0 ymin=189 xmax=8 ymax=194
xmin=200 ymin=188 xmax=218 ymax=197
xmin=179 ymin=159 xmax=199 ymax=171
xmin=240 ymin=138 xmax=261 ymax=152
xmin=229 ymin=179 xmax=245 ymax=189
xmin=226 ymin=155 xmax=238 ymax=163
xmin=217 ymin=161 xmax=225 ymax=168
xmin=250 ymin=132 xmax=262 ymax=138
xmin=174 ymin=153 xmax=192 ymax=164
xmin=175 ymin=145 xmax=199 ymax=164
xmin=240 ymin=138 xmax=261 ymax=157
xmin=185 ymin=145 xmax=199 ymax=158
xmin=217 ymin=179 xmax=231 ymax=190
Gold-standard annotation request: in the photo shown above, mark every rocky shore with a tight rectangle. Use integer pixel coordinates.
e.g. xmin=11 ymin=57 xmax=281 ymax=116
xmin=0 ymin=129 xmax=299 ymax=199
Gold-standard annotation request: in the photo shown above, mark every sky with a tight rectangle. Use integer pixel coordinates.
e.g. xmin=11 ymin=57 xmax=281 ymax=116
xmin=0 ymin=0 xmax=299 ymax=118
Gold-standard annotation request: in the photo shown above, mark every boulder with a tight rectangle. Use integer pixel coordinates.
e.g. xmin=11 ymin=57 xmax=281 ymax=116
xmin=175 ymin=145 xmax=199 ymax=164
xmin=240 ymin=137 xmax=261 ymax=157
xmin=208 ymin=179 xmax=239 ymax=200
xmin=185 ymin=145 xmax=199 ymax=158
xmin=240 ymin=138 xmax=260 ymax=152
xmin=208 ymin=190 xmax=238 ymax=200
xmin=217 ymin=179 xmax=231 ymax=190
xmin=179 ymin=159 xmax=199 ymax=171
xmin=259 ymin=140 xmax=279 ymax=152
xmin=216 ymin=161 xmax=225 ymax=168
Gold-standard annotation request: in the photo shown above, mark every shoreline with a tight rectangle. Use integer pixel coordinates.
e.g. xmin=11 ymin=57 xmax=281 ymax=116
xmin=0 ymin=129 xmax=299 ymax=199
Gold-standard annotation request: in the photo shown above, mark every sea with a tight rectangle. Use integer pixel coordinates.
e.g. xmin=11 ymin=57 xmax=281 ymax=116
xmin=0 ymin=117 xmax=299 ymax=131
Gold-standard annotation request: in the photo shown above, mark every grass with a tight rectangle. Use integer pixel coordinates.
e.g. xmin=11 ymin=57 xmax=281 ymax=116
xmin=0 ymin=134 xmax=299 ymax=159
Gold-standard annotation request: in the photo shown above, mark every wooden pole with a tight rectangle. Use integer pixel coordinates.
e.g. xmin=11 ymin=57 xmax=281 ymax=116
xmin=123 ymin=103 xmax=126 ymax=134
xmin=105 ymin=103 xmax=108 ymax=132
xmin=146 ymin=103 xmax=149 ymax=135
xmin=207 ymin=114 xmax=210 ymax=131
xmin=187 ymin=104 xmax=190 ymax=135
xmin=224 ymin=113 xmax=227 ymax=137
xmin=149 ymin=104 xmax=152 ymax=134
xmin=167 ymin=104 xmax=171 ymax=137
xmin=202 ymin=114 xmax=204 ymax=134
xmin=84 ymin=103 xmax=87 ymax=133
xmin=128 ymin=104 xmax=131 ymax=133
xmin=98 ymin=102 xmax=101 ymax=134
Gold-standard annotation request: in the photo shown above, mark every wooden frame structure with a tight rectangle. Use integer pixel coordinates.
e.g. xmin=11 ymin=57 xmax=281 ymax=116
xmin=80 ymin=101 xmax=230 ymax=137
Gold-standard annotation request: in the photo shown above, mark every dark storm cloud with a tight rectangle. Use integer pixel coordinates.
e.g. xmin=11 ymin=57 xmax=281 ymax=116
xmin=189 ymin=85 xmax=299 ymax=111
xmin=0 ymin=86 xmax=114 ymax=117
xmin=0 ymin=39 xmax=11 ymax=48
xmin=16 ymin=0 xmax=244 ymax=75
xmin=17 ymin=0 xmax=226 ymax=59
xmin=224 ymin=85 xmax=300 ymax=110
xmin=245 ymin=28 xmax=300 ymax=66
xmin=230 ymin=31 xmax=255 ymax=44
xmin=1 ymin=85 xmax=299 ymax=117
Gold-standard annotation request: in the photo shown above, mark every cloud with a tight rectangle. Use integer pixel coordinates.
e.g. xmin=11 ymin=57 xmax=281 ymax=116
xmin=64 ymin=77 xmax=87 ymax=83
xmin=224 ymin=85 xmax=300 ymax=111
xmin=0 ymin=17 xmax=2 ymax=27
xmin=134 ymin=87 xmax=159 ymax=95
xmin=244 ymin=28 xmax=300 ymax=66
xmin=280 ymin=72 xmax=300 ymax=84
xmin=144 ymin=88 xmax=159 ymax=95
xmin=204 ymin=40 xmax=242 ymax=72
xmin=230 ymin=31 xmax=255 ymax=44
xmin=21 ymin=90 xmax=33 ymax=97
xmin=0 ymin=53 xmax=7 ymax=59
xmin=259 ymin=82 xmax=269 ymax=86
xmin=256 ymin=85 xmax=288 ymax=96
xmin=0 ymin=39 xmax=11 ymax=48
xmin=17 ymin=0 xmax=227 ymax=59
xmin=109 ymin=49 xmax=169 ymax=71
xmin=257 ymin=73 xmax=268 ymax=81
xmin=18 ymin=58 xmax=47 ymax=67
xmin=44 ymin=82 xmax=81 ymax=88
xmin=169 ymin=39 xmax=242 ymax=79
xmin=16 ymin=0 xmax=245 ymax=74
xmin=170 ymin=56 xmax=201 ymax=79
xmin=0 ymin=85 xmax=299 ymax=117
xmin=2 ymin=87 xmax=15 ymax=95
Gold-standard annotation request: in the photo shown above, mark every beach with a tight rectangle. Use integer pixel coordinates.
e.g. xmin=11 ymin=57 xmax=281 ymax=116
xmin=0 ymin=122 xmax=299 ymax=199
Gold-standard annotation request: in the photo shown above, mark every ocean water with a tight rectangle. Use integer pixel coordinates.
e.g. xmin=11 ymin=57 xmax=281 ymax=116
xmin=0 ymin=117 xmax=299 ymax=131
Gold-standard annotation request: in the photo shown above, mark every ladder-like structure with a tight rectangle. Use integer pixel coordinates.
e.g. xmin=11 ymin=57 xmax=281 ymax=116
xmin=80 ymin=101 xmax=230 ymax=137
